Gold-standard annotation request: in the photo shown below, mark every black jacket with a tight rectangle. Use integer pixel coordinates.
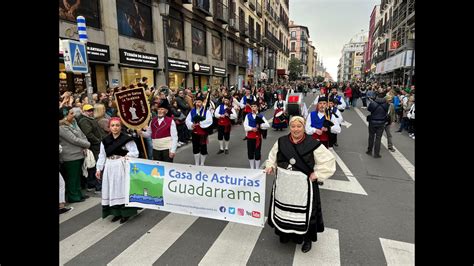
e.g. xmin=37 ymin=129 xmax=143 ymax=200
xmin=367 ymin=97 xmax=389 ymax=126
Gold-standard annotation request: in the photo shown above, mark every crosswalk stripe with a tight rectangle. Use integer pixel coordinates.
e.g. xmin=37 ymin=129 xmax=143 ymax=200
xmin=292 ymin=227 xmax=340 ymax=266
xmin=107 ymin=213 xmax=198 ymax=265
xmin=379 ymin=238 xmax=414 ymax=265
xmin=199 ymin=217 xmax=267 ymax=266
xmin=322 ymin=149 xmax=368 ymax=195
xmin=60 ymin=216 xmax=122 ymax=265
xmin=60 ymin=197 xmax=101 ymax=224
xmin=354 ymin=107 xmax=415 ymax=180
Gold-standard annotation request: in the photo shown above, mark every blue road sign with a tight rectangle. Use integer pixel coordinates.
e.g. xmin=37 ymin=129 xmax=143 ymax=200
xmin=62 ymin=40 xmax=89 ymax=73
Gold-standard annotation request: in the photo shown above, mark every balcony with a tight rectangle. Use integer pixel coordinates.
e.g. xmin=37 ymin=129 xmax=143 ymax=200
xmin=300 ymin=35 xmax=308 ymax=41
xmin=214 ymin=0 xmax=229 ymax=24
xmin=240 ymin=20 xmax=250 ymax=37
xmin=249 ymin=0 xmax=256 ymax=10
xmin=256 ymin=2 xmax=262 ymax=17
xmin=229 ymin=15 xmax=240 ymax=32
xmin=301 ymin=46 xmax=307 ymax=53
xmin=249 ymin=26 xmax=256 ymax=42
xmin=195 ymin=0 xmax=211 ymax=15
xmin=256 ymin=30 xmax=261 ymax=43
xmin=264 ymin=30 xmax=283 ymax=50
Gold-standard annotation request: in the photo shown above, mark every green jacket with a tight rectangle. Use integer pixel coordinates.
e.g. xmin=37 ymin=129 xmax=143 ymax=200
xmin=77 ymin=114 xmax=107 ymax=159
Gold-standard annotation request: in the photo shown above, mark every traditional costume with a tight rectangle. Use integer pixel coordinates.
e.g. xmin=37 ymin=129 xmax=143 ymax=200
xmin=265 ymin=129 xmax=336 ymax=252
xmin=214 ymin=96 xmax=237 ymax=154
xmin=185 ymin=95 xmax=213 ymax=165
xmin=244 ymin=100 xmax=270 ymax=169
xmin=305 ymin=97 xmax=339 ymax=148
xmin=272 ymin=98 xmax=288 ymax=130
xmin=96 ymin=127 xmax=139 ymax=222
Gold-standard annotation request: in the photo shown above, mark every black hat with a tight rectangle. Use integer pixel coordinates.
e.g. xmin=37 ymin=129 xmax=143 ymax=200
xmin=195 ymin=93 xmax=205 ymax=101
xmin=157 ymin=98 xmax=170 ymax=110
xmin=318 ymin=96 xmax=328 ymax=103
xmin=249 ymin=99 xmax=259 ymax=107
xmin=329 ymin=97 xmax=340 ymax=105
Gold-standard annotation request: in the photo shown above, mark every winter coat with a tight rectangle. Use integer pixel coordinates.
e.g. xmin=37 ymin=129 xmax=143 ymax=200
xmin=59 ymin=120 xmax=90 ymax=162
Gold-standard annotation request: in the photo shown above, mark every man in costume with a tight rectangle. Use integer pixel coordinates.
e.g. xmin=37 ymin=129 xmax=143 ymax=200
xmin=214 ymin=95 xmax=237 ymax=154
xmin=265 ymin=116 xmax=336 ymax=253
xmin=244 ymin=100 xmax=270 ymax=169
xmin=328 ymin=98 xmax=343 ymax=147
xmin=185 ymin=94 xmax=213 ymax=165
xmin=272 ymin=94 xmax=288 ymax=131
xmin=140 ymin=99 xmax=178 ymax=162
xmin=305 ymin=96 xmax=339 ymax=149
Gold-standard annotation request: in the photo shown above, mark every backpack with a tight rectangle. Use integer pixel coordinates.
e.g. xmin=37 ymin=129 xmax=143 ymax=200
xmin=393 ymin=96 xmax=401 ymax=111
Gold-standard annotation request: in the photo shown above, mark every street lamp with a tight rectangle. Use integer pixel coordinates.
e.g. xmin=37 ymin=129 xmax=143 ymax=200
xmin=159 ymin=0 xmax=170 ymax=87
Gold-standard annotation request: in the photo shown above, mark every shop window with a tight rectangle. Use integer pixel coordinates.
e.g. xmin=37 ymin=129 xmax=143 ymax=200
xmin=121 ymin=67 xmax=154 ymax=87
xmin=169 ymin=72 xmax=186 ymax=92
xmin=94 ymin=65 xmax=107 ymax=93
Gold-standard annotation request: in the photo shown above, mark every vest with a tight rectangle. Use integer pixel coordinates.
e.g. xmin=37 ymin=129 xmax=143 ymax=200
xmin=151 ymin=116 xmax=172 ymax=139
xmin=102 ymin=133 xmax=133 ymax=157
xmin=217 ymin=104 xmax=232 ymax=126
xmin=243 ymin=95 xmax=254 ymax=113
xmin=191 ymin=108 xmax=208 ymax=136
xmin=310 ymin=111 xmax=329 ymax=141
xmin=276 ymin=134 xmax=321 ymax=176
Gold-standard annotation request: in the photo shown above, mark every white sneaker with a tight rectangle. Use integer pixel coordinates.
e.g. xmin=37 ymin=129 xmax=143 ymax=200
xmin=411 ymin=136 xmax=415 ymax=139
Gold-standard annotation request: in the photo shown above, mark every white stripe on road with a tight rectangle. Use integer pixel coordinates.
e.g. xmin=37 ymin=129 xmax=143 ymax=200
xmin=60 ymin=197 xmax=101 ymax=224
xmin=60 ymin=216 xmax=122 ymax=265
xmin=380 ymin=238 xmax=414 ymax=266
xmin=354 ymin=107 xmax=415 ymax=181
xmin=322 ymin=149 xmax=368 ymax=196
xmin=107 ymin=213 xmax=198 ymax=265
xmin=292 ymin=227 xmax=340 ymax=266
xmin=199 ymin=217 xmax=267 ymax=266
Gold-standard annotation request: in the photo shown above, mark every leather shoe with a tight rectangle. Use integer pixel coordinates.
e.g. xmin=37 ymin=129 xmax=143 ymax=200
xmin=111 ymin=216 xmax=121 ymax=222
xmin=217 ymin=149 xmax=224 ymax=154
xmin=302 ymin=241 xmax=312 ymax=253
xmin=365 ymin=150 xmax=372 ymax=156
xmin=120 ymin=217 xmax=129 ymax=224
xmin=374 ymin=154 xmax=382 ymax=158
xmin=224 ymin=150 xmax=229 ymax=154
xmin=388 ymin=147 xmax=396 ymax=152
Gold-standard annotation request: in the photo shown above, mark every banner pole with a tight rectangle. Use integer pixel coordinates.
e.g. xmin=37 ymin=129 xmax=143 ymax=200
xmin=139 ymin=131 xmax=148 ymax=159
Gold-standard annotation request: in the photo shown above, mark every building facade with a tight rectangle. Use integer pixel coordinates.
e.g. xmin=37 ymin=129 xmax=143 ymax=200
xmin=307 ymin=41 xmax=316 ymax=79
xmin=288 ymin=20 xmax=310 ymax=77
xmin=337 ymin=31 xmax=367 ymax=82
xmin=59 ymin=0 xmax=291 ymax=95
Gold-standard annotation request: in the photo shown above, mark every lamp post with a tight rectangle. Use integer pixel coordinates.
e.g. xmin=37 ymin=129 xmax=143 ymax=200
xmin=159 ymin=0 xmax=170 ymax=87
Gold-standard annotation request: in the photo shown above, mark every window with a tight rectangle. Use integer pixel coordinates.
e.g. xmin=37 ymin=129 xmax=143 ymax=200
xmin=121 ymin=67 xmax=154 ymax=87
xmin=168 ymin=8 xmax=184 ymax=50
xmin=59 ymin=0 xmax=101 ymax=29
xmin=196 ymin=0 xmax=210 ymax=12
xmin=211 ymin=31 xmax=222 ymax=60
xmin=192 ymin=22 xmax=206 ymax=56
xmin=116 ymin=0 xmax=153 ymax=41
xmin=291 ymin=31 xmax=296 ymax=38
xmin=291 ymin=42 xmax=295 ymax=51
xmin=291 ymin=54 xmax=295 ymax=59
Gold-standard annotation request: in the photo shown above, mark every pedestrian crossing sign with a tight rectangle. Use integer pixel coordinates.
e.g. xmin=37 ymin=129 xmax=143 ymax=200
xmin=62 ymin=39 xmax=89 ymax=73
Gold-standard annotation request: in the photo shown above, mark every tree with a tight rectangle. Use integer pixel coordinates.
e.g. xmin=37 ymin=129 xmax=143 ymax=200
xmin=288 ymin=58 xmax=303 ymax=81
xmin=316 ymin=76 xmax=324 ymax=83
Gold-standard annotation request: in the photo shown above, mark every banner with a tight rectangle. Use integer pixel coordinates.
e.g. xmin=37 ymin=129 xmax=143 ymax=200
xmin=115 ymin=87 xmax=151 ymax=130
xmin=125 ymin=158 xmax=266 ymax=227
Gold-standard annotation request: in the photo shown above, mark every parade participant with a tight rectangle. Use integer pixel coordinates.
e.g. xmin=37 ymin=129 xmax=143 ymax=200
xmin=344 ymin=84 xmax=352 ymax=109
xmin=366 ymin=92 xmax=390 ymax=158
xmin=185 ymin=94 xmax=213 ymax=166
xmin=265 ymin=116 xmax=336 ymax=253
xmin=305 ymin=97 xmax=339 ymax=148
xmin=328 ymin=98 xmax=343 ymax=147
xmin=384 ymin=94 xmax=396 ymax=152
xmin=239 ymin=87 xmax=256 ymax=121
xmin=96 ymin=117 xmax=139 ymax=223
xmin=272 ymin=94 xmax=288 ymax=131
xmin=59 ymin=107 xmax=91 ymax=203
xmin=328 ymin=87 xmax=346 ymax=112
xmin=244 ymin=100 xmax=270 ymax=169
xmin=214 ymin=95 xmax=238 ymax=154
xmin=140 ymin=99 xmax=178 ymax=162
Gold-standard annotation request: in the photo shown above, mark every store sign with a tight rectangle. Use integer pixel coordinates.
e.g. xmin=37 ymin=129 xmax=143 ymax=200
xmin=389 ymin=40 xmax=400 ymax=51
xmin=213 ymin=66 xmax=226 ymax=76
xmin=168 ymin=57 xmax=189 ymax=72
xmin=119 ymin=49 xmax=158 ymax=68
xmin=115 ymin=87 xmax=151 ymax=130
xmin=193 ymin=62 xmax=211 ymax=74
xmin=87 ymin=42 xmax=110 ymax=61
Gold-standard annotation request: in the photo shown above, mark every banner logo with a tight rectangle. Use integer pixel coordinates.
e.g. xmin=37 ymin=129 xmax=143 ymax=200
xmin=129 ymin=164 xmax=165 ymax=206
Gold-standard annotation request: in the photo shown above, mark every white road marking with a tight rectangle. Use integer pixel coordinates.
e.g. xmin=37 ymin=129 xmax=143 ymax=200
xmin=380 ymin=238 xmax=415 ymax=266
xmin=199 ymin=217 xmax=267 ymax=266
xmin=60 ymin=197 xmax=101 ymax=224
xmin=354 ymin=107 xmax=415 ymax=181
xmin=292 ymin=228 xmax=340 ymax=266
xmin=107 ymin=213 xmax=198 ymax=265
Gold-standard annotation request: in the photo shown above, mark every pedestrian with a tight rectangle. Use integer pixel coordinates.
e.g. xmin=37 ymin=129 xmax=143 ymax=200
xmin=59 ymin=107 xmax=91 ymax=203
xmin=407 ymin=100 xmax=415 ymax=139
xmin=140 ymin=99 xmax=178 ymax=162
xmin=169 ymin=99 xmax=188 ymax=147
xmin=352 ymin=84 xmax=360 ymax=108
xmin=96 ymin=117 xmax=140 ymax=224
xmin=384 ymin=95 xmax=397 ymax=152
xmin=359 ymin=84 xmax=368 ymax=108
xmin=344 ymin=84 xmax=352 ymax=109
xmin=94 ymin=103 xmax=110 ymax=133
xmin=265 ymin=116 xmax=336 ymax=253
xmin=214 ymin=95 xmax=238 ymax=154
xmin=395 ymin=88 xmax=410 ymax=133
xmin=244 ymin=100 xmax=270 ymax=169
xmin=305 ymin=96 xmax=339 ymax=148
xmin=59 ymin=144 xmax=73 ymax=214
xmin=366 ymin=92 xmax=390 ymax=158
xmin=328 ymin=87 xmax=346 ymax=112
xmin=328 ymin=98 xmax=343 ymax=147
xmin=77 ymin=104 xmax=107 ymax=192
xmin=185 ymin=93 xmax=213 ymax=166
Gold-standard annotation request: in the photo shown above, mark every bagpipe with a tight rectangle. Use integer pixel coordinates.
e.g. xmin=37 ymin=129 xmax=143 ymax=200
xmin=255 ymin=115 xmax=267 ymax=139
xmin=192 ymin=114 xmax=206 ymax=123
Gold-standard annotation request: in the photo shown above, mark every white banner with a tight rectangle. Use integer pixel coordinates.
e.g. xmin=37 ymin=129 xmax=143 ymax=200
xmin=125 ymin=158 xmax=266 ymax=227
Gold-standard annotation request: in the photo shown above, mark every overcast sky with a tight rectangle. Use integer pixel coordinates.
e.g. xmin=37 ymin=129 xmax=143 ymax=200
xmin=289 ymin=0 xmax=379 ymax=80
